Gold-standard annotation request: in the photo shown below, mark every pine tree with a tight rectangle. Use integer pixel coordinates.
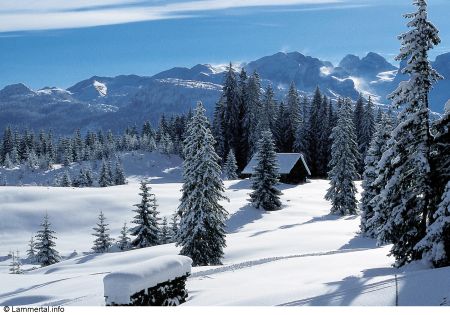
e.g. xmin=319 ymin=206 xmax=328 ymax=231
xmin=285 ymin=82 xmax=301 ymax=152
xmin=99 ymin=159 xmax=113 ymax=187
xmin=117 ymin=222 xmax=131 ymax=251
xmin=26 ymin=236 xmax=37 ymax=263
xmin=325 ymin=99 xmax=359 ymax=216
xmin=9 ymin=251 xmax=23 ymax=274
xmin=170 ymin=213 xmax=179 ymax=242
xmin=35 ymin=213 xmax=60 ymax=267
xmin=358 ymin=96 xmax=376 ymax=174
xmin=250 ymin=130 xmax=282 ymax=211
xmin=159 ymin=217 xmax=171 ymax=244
xmin=360 ymin=114 xmax=393 ymax=237
xmin=376 ymin=0 xmax=442 ymax=266
xmin=60 ymin=171 xmax=72 ymax=187
xmin=415 ymin=182 xmax=450 ymax=267
xmin=415 ymin=103 xmax=450 ymax=267
xmin=92 ymin=211 xmax=113 ymax=253
xmin=176 ymin=102 xmax=228 ymax=266
xmin=114 ymin=159 xmax=126 ymax=185
xmin=244 ymin=71 xmax=263 ymax=157
xmin=223 ymin=149 xmax=238 ymax=180
xmin=130 ymin=181 xmax=161 ymax=248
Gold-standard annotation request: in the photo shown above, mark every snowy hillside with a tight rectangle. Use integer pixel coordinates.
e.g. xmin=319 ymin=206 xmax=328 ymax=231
xmin=1 ymin=177 xmax=449 ymax=306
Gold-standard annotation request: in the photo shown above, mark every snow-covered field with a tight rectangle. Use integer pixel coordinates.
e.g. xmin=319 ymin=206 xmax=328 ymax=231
xmin=1 ymin=166 xmax=450 ymax=306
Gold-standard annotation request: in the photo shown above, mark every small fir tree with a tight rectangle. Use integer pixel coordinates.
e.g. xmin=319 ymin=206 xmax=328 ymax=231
xmin=130 ymin=181 xmax=161 ymax=248
xmin=92 ymin=211 xmax=113 ymax=253
xmin=35 ymin=213 xmax=60 ymax=267
xmin=249 ymin=130 xmax=282 ymax=211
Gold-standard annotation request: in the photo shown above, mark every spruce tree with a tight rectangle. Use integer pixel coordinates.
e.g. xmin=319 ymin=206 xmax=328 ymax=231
xmin=159 ymin=217 xmax=171 ymax=244
xmin=358 ymin=96 xmax=376 ymax=175
xmin=360 ymin=114 xmax=393 ymax=237
xmin=415 ymin=103 xmax=450 ymax=267
xmin=35 ymin=213 xmax=60 ymax=267
xmin=92 ymin=211 xmax=113 ymax=253
xmin=130 ymin=181 xmax=161 ymax=248
xmin=223 ymin=149 xmax=238 ymax=180
xmin=117 ymin=222 xmax=131 ymax=251
xmin=170 ymin=213 xmax=179 ymax=242
xmin=325 ymin=99 xmax=359 ymax=216
xmin=244 ymin=71 xmax=263 ymax=157
xmin=99 ymin=159 xmax=113 ymax=187
xmin=114 ymin=159 xmax=126 ymax=185
xmin=176 ymin=102 xmax=228 ymax=266
xmin=250 ymin=130 xmax=282 ymax=211
xmin=60 ymin=171 xmax=72 ymax=187
xmin=415 ymin=182 xmax=450 ymax=267
xmin=26 ymin=236 xmax=37 ymax=263
xmin=376 ymin=0 xmax=442 ymax=266
xmin=286 ymin=82 xmax=301 ymax=152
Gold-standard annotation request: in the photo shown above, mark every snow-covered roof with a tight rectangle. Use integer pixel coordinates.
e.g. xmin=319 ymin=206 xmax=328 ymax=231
xmin=242 ymin=153 xmax=311 ymax=176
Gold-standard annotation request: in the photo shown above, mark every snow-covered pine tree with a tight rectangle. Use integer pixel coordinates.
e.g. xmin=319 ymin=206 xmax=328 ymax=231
xmin=26 ymin=236 xmax=37 ymax=263
xmin=286 ymin=82 xmax=301 ymax=152
xmin=375 ymin=0 xmax=442 ymax=266
xmin=353 ymin=95 xmax=366 ymax=174
xmin=244 ymin=71 xmax=263 ymax=157
xmin=176 ymin=102 xmax=228 ymax=266
xmin=114 ymin=159 xmax=126 ymax=185
xmin=325 ymin=98 xmax=359 ymax=216
xmin=170 ymin=213 xmax=179 ymax=242
xmin=159 ymin=217 xmax=171 ymax=244
xmin=99 ymin=159 xmax=113 ymax=187
xmin=360 ymin=114 xmax=393 ymax=237
xmin=249 ymin=129 xmax=282 ymax=211
xmin=60 ymin=171 xmax=72 ymax=187
xmin=415 ymin=182 xmax=450 ymax=267
xmin=130 ymin=181 xmax=161 ymax=248
xmin=415 ymin=102 xmax=450 ymax=267
xmin=92 ymin=211 xmax=113 ymax=253
xmin=117 ymin=222 xmax=131 ymax=251
xmin=223 ymin=149 xmax=238 ymax=180
xmin=358 ymin=96 xmax=376 ymax=175
xmin=8 ymin=251 xmax=17 ymax=274
xmin=9 ymin=251 xmax=23 ymax=274
xmin=35 ymin=213 xmax=60 ymax=267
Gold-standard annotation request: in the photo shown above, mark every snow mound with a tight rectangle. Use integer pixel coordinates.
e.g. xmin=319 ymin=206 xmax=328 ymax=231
xmin=93 ymin=80 xmax=107 ymax=97
xmin=445 ymin=99 xmax=450 ymax=113
xmin=103 ymin=255 xmax=192 ymax=305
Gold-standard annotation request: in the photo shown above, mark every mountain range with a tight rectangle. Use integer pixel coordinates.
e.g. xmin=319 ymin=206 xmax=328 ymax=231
xmin=0 ymin=51 xmax=449 ymax=134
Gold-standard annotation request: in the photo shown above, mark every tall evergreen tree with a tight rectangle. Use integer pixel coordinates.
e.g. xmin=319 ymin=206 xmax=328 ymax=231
xmin=170 ymin=213 xmax=179 ymax=242
xmin=250 ymin=130 xmax=282 ymax=211
xmin=92 ymin=211 xmax=113 ymax=253
xmin=285 ymin=82 xmax=301 ymax=152
xmin=325 ymin=99 xmax=359 ymax=216
xmin=176 ymin=102 xmax=228 ymax=266
xmin=130 ymin=181 xmax=161 ymax=248
xmin=35 ymin=213 xmax=60 ymax=267
xmin=244 ymin=71 xmax=263 ymax=157
xmin=415 ymin=103 xmax=450 ymax=267
xmin=360 ymin=114 xmax=393 ymax=237
xmin=376 ymin=0 xmax=442 ymax=266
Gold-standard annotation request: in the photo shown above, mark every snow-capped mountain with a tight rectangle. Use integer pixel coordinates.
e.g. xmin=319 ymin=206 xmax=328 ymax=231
xmin=0 ymin=51 xmax=448 ymax=134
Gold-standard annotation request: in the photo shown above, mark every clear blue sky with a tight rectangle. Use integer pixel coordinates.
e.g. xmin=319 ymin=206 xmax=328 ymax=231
xmin=0 ymin=0 xmax=449 ymax=89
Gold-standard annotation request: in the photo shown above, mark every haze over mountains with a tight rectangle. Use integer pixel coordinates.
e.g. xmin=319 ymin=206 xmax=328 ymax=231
xmin=1 ymin=51 xmax=449 ymax=134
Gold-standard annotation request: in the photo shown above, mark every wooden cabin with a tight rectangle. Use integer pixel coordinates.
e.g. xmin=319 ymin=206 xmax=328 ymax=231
xmin=241 ymin=153 xmax=311 ymax=184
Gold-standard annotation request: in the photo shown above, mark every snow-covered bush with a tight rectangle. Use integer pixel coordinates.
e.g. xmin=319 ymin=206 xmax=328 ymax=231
xmin=103 ymin=255 xmax=192 ymax=306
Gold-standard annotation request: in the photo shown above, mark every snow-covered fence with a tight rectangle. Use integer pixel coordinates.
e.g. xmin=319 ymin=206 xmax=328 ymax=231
xmin=103 ymin=255 xmax=192 ymax=306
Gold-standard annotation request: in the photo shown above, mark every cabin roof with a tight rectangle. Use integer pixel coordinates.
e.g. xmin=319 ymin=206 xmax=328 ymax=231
xmin=241 ymin=153 xmax=311 ymax=176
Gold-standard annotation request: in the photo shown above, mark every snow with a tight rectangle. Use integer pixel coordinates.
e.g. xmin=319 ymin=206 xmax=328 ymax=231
xmin=445 ymin=99 xmax=450 ymax=113
xmin=103 ymin=255 xmax=192 ymax=305
xmin=372 ymin=70 xmax=398 ymax=83
xmin=242 ymin=153 xmax=310 ymax=175
xmin=155 ymin=78 xmax=222 ymax=91
xmin=93 ymin=80 xmax=107 ymax=97
xmin=1 ymin=157 xmax=450 ymax=305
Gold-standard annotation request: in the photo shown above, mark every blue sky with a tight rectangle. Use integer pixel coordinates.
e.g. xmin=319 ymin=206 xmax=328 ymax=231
xmin=0 ymin=0 xmax=449 ymax=89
